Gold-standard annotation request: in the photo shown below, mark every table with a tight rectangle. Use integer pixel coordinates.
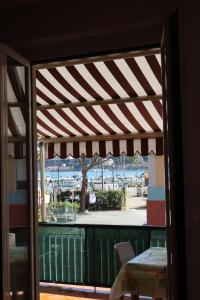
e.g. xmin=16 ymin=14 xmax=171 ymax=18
xmin=110 ymin=247 xmax=167 ymax=300
xmin=9 ymin=246 xmax=28 ymax=293
xmin=9 ymin=246 xmax=27 ymax=263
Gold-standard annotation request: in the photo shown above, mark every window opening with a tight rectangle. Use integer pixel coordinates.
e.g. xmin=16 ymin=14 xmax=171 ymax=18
xmin=35 ymin=48 xmax=167 ymax=297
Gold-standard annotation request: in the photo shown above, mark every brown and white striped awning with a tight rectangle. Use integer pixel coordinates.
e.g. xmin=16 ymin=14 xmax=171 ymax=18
xmin=46 ymin=138 xmax=163 ymax=159
xmin=8 ymin=142 xmax=26 ymax=159
xmin=35 ymin=48 xmax=163 ymax=158
xmin=7 ymin=64 xmax=27 ymax=159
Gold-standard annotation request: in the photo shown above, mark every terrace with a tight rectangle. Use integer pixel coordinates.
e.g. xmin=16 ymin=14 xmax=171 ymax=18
xmin=38 ymin=222 xmax=166 ymax=300
xmin=37 ymin=176 xmax=166 ymax=299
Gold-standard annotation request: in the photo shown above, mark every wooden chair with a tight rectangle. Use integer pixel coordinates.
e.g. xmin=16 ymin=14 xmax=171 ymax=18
xmin=114 ymin=242 xmax=135 ymax=266
xmin=114 ymin=242 xmax=139 ymax=300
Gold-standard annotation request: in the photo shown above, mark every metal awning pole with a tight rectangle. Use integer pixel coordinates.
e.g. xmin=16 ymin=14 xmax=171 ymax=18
xmin=40 ymin=141 xmax=46 ymax=222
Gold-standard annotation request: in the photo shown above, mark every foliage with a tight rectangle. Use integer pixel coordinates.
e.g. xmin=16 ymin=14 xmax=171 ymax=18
xmin=78 ymin=154 xmax=112 ymax=211
xmin=45 ymin=200 xmax=79 ymax=223
xmin=128 ymin=153 xmax=145 ymax=167
xmin=85 ymin=190 xmax=124 ymax=210
xmin=47 ymin=200 xmax=79 ymax=211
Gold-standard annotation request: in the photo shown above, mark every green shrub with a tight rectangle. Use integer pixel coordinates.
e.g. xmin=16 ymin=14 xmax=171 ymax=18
xmin=86 ymin=190 xmax=124 ymax=210
xmin=47 ymin=200 xmax=79 ymax=211
xmin=107 ymin=190 xmax=124 ymax=209
xmin=46 ymin=201 xmax=79 ymax=221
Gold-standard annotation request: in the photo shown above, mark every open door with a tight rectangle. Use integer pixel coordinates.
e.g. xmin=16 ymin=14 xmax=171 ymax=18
xmin=0 ymin=44 xmax=38 ymax=300
xmin=162 ymin=13 xmax=187 ymax=300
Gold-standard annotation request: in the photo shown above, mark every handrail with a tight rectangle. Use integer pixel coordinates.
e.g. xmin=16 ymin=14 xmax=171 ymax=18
xmin=39 ymin=222 xmax=166 ymax=230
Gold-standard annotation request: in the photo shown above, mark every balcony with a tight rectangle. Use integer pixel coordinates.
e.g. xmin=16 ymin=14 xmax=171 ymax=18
xmin=39 ymin=224 xmax=166 ymax=288
xmin=8 ymin=223 xmax=166 ymax=299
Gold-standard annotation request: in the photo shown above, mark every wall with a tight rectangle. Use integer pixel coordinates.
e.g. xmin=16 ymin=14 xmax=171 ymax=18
xmin=147 ymin=155 xmax=166 ymax=226
xmin=0 ymin=1 xmax=177 ymax=62
xmin=179 ymin=1 xmax=200 ymax=299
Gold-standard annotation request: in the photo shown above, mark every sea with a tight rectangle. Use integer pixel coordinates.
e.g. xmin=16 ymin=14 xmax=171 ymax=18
xmin=37 ymin=168 xmax=146 ymax=194
xmin=39 ymin=168 xmax=145 ymax=180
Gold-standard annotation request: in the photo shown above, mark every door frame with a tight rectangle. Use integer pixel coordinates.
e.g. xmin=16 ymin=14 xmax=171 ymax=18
xmin=162 ymin=13 xmax=187 ymax=300
xmin=0 ymin=43 xmax=39 ymax=300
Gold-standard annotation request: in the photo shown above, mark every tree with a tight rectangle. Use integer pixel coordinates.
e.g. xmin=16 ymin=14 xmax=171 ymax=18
xmin=78 ymin=154 xmax=111 ymax=212
xmin=128 ymin=153 xmax=145 ymax=167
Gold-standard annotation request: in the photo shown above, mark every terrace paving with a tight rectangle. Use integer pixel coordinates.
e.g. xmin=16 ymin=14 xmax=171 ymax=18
xmin=71 ymin=188 xmax=147 ymax=226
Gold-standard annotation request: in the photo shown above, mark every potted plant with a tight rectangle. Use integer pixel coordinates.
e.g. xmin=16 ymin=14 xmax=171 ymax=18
xmin=46 ymin=201 xmax=79 ymax=223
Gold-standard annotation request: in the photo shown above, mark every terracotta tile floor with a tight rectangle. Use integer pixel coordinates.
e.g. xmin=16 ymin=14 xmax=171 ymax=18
xmin=40 ymin=294 xmax=102 ymax=300
xmin=39 ymin=283 xmax=151 ymax=300
xmin=40 ymin=284 xmax=110 ymax=300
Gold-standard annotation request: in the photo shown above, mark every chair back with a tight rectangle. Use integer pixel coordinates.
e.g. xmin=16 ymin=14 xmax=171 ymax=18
xmin=114 ymin=242 xmax=135 ymax=267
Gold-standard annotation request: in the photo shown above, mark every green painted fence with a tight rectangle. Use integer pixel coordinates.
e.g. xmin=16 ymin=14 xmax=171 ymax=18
xmin=39 ymin=226 xmax=85 ymax=283
xmin=39 ymin=224 xmax=166 ymax=287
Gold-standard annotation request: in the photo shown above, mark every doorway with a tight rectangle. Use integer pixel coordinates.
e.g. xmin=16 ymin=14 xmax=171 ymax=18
xmin=0 ymin=15 xmax=185 ymax=299
xmin=33 ymin=47 xmax=167 ymax=299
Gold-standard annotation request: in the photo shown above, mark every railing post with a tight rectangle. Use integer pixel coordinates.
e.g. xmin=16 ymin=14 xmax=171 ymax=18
xmin=40 ymin=141 xmax=46 ymax=222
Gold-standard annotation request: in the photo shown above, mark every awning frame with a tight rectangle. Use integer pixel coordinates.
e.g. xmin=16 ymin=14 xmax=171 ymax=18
xmin=36 ymin=94 xmax=162 ymax=111
xmin=33 ymin=47 xmax=161 ymax=71
xmin=41 ymin=131 xmax=163 ymax=144
xmin=33 ymin=46 xmax=163 ymax=157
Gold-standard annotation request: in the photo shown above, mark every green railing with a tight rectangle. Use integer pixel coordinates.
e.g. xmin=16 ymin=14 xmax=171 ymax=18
xmin=39 ymin=224 xmax=166 ymax=287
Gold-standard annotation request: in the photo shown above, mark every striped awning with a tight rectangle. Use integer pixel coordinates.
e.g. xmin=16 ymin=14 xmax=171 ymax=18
xmin=46 ymin=138 xmax=163 ymax=159
xmin=8 ymin=142 xmax=26 ymax=159
xmin=7 ymin=64 xmax=27 ymax=159
xmin=35 ymin=48 xmax=163 ymax=158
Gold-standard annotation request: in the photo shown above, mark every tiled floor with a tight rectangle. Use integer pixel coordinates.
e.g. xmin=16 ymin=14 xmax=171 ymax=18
xmin=40 ymin=294 xmax=152 ymax=300
xmin=40 ymin=284 xmax=110 ymax=300
xmin=39 ymin=283 xmax=152 ymax=300
xmin=40 ymin=295 xmax=102 ymax=300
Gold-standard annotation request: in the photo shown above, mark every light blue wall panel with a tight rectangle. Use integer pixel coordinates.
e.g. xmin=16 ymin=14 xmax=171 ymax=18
xmin=148 ymin=186 xmax=165 ymax=200
xmin=9 ymin=191 xmax=27 ymax=204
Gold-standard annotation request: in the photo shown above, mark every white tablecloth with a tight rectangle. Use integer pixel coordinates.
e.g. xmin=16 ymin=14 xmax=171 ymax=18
xmin=110 ymin=247 xmax=167 ymax=299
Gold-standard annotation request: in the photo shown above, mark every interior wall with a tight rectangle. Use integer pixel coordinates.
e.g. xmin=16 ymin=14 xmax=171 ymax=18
xmin=179 ymin=1 xmax=200 ymax=299
xmin=0 ymin=0 xmax=177 ymax=62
